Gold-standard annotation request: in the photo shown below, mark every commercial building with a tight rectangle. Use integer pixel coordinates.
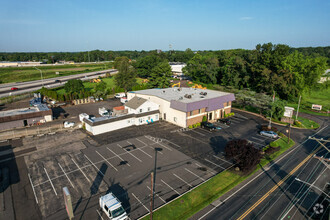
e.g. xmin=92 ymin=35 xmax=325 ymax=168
xmin=127 ymin=87 xmax=235 ymax=128
xmin=169 ymin=62 xmax=186 ymax=77
xmin=0 ymin=104 xmax=53 ymax=131
xmin=0 ymin=61 xmax=42 ymax=67
xmin=82 ymin=97 xmax=159 ymax=135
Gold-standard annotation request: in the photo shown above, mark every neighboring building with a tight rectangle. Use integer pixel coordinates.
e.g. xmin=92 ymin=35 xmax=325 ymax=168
xmin=0 ymin=61 xmax=42 ymax=67
xmin=169 ymin=62 xmax=186 ymax=76
xmin=127 ymin=88 xmax=235 ymax=128
xmin=82 ymin=97 xmax=159 ymax=135
xmin=0 ymin=104 xmax=53 ymax=131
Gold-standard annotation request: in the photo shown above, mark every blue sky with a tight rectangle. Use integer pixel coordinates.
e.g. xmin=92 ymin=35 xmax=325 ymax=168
xmin=0 ymin=0 xmax=329 ymax=52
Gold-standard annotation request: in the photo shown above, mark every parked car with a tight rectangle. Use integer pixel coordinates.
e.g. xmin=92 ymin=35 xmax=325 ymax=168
xmin=55 ymin=79 xmax=61 ymax=83
xmin=217 ymin=118 xmax=231 ymax=125
xmin=11 ymin=87 xmax=18 ymax=91
xmin=99 ymin=192 xmax=128 ymax=220
xmin=120 ymin=97 xmax=128 ymax=104
xmin=260 ymin=130 xmax=278 ymax=138
xmin=201 ymin=122 xmax=221 ymax=131
xmin=115 ymin=93 xmax=126 ymax=99
xmin=63 ymin=121 xmax=75 ymax=128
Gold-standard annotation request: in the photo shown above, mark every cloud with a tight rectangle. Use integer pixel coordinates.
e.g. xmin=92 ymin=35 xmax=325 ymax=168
xmin=240 ymin=17 xmax=253 ymax=20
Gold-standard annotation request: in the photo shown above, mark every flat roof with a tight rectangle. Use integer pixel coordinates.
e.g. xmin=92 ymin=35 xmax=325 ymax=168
xmin=129 ymin=87 xmax=231 ymax=103
xmin=0 ymin=104 xmax=50 ymax=118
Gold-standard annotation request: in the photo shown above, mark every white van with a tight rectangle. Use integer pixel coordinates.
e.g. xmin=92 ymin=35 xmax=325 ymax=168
xmin=99 ymin=193 xmax=128 ymax=220
xmin=115 ymin=93 xmax=126 ymax=99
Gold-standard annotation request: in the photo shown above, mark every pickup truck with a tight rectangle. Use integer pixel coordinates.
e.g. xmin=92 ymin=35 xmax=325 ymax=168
xmin=99 ymin=193 xmax=128 ymax=220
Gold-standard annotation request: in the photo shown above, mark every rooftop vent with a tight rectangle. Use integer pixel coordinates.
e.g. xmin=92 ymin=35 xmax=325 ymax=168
xmin=184 ymin=94 xmax=192 ymax=99
xmin=200 ymin=96 xmax=205 ymax=98
xmin=178 ymin=88 xmax=182 ymax=91
xmin=162 ymin=90 xmax=165 ymax=93
xmin=179 ymin=97 xmax=183 ymax=100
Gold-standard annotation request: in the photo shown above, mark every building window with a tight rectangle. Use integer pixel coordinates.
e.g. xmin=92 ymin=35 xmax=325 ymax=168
xmin=148 ymin=116 xmax=151 ymax=120
xmin=148 ymin=107 xmax=151 ymax=111
xmin=127 ymin=120 xmax=130 ymax=124
xmin=199 ymin=109 xmax=202 ymax=114
xmin=174 ymin=117 xmax=177 ymax=122
xmin=190 ymin=111 xmax=193 ymax=116
xmin=139 ymin=109 xmax=142 ymax=113
xmin=155 ymin=115 xmax=158 ymax=120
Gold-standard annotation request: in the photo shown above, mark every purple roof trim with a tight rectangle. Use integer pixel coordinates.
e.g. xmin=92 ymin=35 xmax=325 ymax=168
xmin=170 ymin=93 xmax=235 ymax=112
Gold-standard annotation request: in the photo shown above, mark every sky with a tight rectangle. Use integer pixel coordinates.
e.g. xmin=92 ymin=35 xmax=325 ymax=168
xmin=0 ymin=0 xmax=329 ymax=52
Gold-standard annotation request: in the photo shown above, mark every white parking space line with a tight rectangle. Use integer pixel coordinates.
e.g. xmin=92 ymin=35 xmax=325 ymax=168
xmin=132 ymin=193 xmax=149 ymax=212
xmin=86 ymin=153 xmax=114 ymax=174
xmin=195 ymin=163 xmax=216 ymax=175
xmin=96 ymin=209 xmax=104 ymax=220
xmin=161 ymin=179 xmax=181 ymax=195
xmin=58 ymin=163 xmax=74 ymax=188
xmin=248 ymin=140 xmax=264 ymax=146
xmin=146 ymin=185 xmax=166 ymax=203
xmin=213 ymin=155 xmax=232 ymax=165
xmin=28 ymin=173 xmax=38 ymax=204
xmin=232 ymin=117 xmax=245 ymax=121
xmin=128 ymin=140 xmax=152 ymax=158
xmin=196 ymin=128 xmax=212 ymax=134
xmin=173 ymin=173 xmax=192 ymax=187
xmin=165 ymin=140 xmax=182 ymax=149
xmin=257 ymin=134 xmax=276 ymax=140
xmin=117 ymin=144 xmax=142 ymax=162
xmin=251 ymin=136 xmax=266 ymax=142
xmin=189 ymin=129 xmax=206 ymax=136
xmin=156 ymin=141 xmax=173 ymax=151
xmin=107 ymin=147 xmax=131 ymax=166
xmin=234 ymin=113 xmax=248 ymax=120
xmin=185 ymin=168 xmax=205 ymax=181
xmin=135 ymin=138 xmax=147 ymax=147
xmin=44 ymin=167 xmax=57 ymax=196
xmin=71 ymin=158 xmax=91 ymax=183
xmin=204 ymin=159 xmax=225 ymax=170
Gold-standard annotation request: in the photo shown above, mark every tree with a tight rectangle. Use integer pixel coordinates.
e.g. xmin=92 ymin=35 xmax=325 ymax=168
xmin=225 ymin=139 xmax=262 ymax=172
xmin=134 ymin=55 xmax=163 ymax=78
xmin=148 ymin=62 xmax=172 ymax=88
xmin=64 ymin=79 xmax=85 ymax=94
xmin=114 ymin=58 xmax=137 ymax=94
xmin=113 ymin=56 xmax=129 ymax=69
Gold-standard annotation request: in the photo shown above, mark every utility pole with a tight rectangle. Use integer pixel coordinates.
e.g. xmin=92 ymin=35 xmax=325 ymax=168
xmin=295 ymin=95 xmax=301 ymax=120
xmin=33 ymin=66 xmax=44 ymax=87
xmin=150 ymin=172 xmax=154 ymax=220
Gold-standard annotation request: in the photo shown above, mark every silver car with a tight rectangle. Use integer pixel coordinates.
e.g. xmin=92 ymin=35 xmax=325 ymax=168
xmin=260 ymin=130 xmax=278 ymax=138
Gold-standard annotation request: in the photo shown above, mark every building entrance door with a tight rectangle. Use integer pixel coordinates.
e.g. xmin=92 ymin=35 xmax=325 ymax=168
xmin=164 ymin=113 xmax=166 ymax=120
xmin=208 ymin=112 xmax=212 ymax=121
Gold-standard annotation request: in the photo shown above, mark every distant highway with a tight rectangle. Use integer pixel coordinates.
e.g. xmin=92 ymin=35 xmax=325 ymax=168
xmin=0 ymin=69 xmax=117 ymax=98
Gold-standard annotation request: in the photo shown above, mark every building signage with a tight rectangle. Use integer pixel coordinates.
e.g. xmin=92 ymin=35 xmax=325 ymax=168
xmin=284 ymin=106 xmax=294 ymax=118
xmin=312 ymin=104 xmax=322 ymax=111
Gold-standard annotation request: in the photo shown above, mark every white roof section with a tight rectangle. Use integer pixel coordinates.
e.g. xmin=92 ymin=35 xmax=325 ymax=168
xmin=0 ymin=104 xmax=50 ymax=117
xmin=129 ymin=87 xmax=232 ymax=103
xmin=100 ymin=193 xmax=122 ymax=211
xmin=170 ymin=64 xmax=186 ymax=73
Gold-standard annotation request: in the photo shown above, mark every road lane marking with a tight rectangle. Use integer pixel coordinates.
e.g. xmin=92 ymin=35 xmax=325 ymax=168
xmin=71 ymin=158 xmax=91 ymax=183
xmin=173 ymin=173 xmax=192 ymax=187
xmin=185 ymin=168 xmax=205 ymax=181
xmin=237 ymin=145 xmax=323 ymax=220
xmin=132 ymin=193 xmax=149 ymax=212
xmin=58 ymin=163 xmax=74 ymax=188
xmin=44 ymin=167 xmax=57 ymax=196
xmin=28 ymin=173 xmax=38 ymax=204
xmin=107 ymin=147 xmax=131 ymax=166
xmin=146 ymin=185 xmax=166 ymax=203
xmin=161 ymin=179 xmax=180 ymax=195
xmin=117 ymin=144 xmax=142 ymax=162
xmin=204 ymin=158 xmax=225 ymax=170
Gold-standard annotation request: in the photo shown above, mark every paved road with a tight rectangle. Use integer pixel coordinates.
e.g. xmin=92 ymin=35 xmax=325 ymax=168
xmin=0 ymin=69 xmax=117 ymax=98
xmin=192 ymin=114 xmax=329 ymax=220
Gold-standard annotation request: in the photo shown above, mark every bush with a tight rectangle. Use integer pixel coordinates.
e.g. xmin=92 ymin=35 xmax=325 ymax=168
xmin=202 ymin=116 xmax=207 ymax=122
xmin=261 ymin=125 xmax=278 ymax=132
xmin=188 ymin=125 xmax=193 ymax=129
xmin=294 ymin=120 xmax=303 ymax=127
xmin=269 ymin=141 xmax=279 ymax=148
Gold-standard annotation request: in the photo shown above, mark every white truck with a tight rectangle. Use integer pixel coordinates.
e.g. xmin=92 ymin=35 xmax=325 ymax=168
xmin=99 ymin=107 xmax=110 ymax=116
xmin=115 ymin=93 xmax=126 ymax=99
xmin=99 ymin=193 xmax=128 ymax=220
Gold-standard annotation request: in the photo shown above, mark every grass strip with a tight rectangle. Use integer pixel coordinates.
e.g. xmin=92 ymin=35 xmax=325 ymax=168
xmin=142 ymin=137 xmax=295 ymax=220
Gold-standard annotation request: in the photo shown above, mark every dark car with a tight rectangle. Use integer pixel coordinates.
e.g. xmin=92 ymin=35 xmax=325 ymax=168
xmin=10 ymin=87 xmax=18 ymax=91
xmin=201 ymin=122 xmax=221 ymax=131
xmin=55 ymin=79 xmax=61 ymax=83
xmin=218 ymin=118 xmax=231 ymax=125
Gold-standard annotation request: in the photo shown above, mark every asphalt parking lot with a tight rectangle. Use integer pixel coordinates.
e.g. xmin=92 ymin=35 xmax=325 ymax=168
xmin=10 ymin=109 xmax=281 ymax=219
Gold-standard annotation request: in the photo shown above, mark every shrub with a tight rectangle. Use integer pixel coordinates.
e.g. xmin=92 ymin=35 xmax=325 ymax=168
xmin=196 ymin=122 xmax=201 ymax=127
xmin=269 ymin=141 xmax=279 ymax=148
xmin=294 ymin=120 xmax=303 ymax=127
xmin=202 ymin=116 xmax=207 ymax=122
xmin=188 ymin=125 xmax=193 ymax=129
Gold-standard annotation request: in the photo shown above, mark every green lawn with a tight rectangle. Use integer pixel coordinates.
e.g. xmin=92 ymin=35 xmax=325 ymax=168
xmin=287 ymin=87 xmax=330 ymax=116
xmin=142 ymin=136 xmax=295 ymax=220
xmin=0 ymin=63 xmax=113 ymax=84
xmin=296 ymin=117 xmax=320 ymax=129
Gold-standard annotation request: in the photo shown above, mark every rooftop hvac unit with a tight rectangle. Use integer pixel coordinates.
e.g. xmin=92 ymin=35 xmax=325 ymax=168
xmin=203 ymin=92 xmax=207 ymax=96
xmin=179 ymin=97 xmax=183 ymax=100
xmin=200 ymin=96 xmax=205 ymax=98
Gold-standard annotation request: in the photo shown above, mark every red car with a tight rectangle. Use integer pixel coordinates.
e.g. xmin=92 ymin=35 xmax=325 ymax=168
xmin=11 ymin=87 xmax=18 ymax=91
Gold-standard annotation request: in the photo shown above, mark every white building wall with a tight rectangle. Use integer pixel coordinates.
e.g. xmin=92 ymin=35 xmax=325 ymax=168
xmin=125 ymin=100 xmax=159 ymax=115
xmin=127 ymin=93 xmax=187 ymax=127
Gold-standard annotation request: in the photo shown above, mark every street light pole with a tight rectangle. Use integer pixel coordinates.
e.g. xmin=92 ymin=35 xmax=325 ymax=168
xmin=295 ymin=178 xmax=329 ymax=198
xmin=33 ymin=66 xmax=44 ymax=87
